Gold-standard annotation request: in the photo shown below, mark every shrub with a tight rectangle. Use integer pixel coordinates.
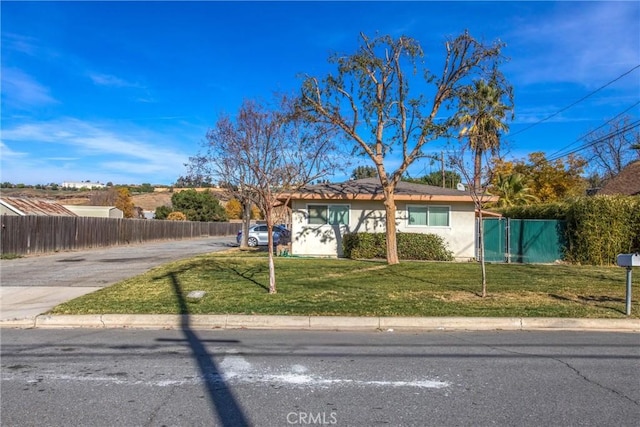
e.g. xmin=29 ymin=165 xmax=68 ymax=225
xmin=343 ymin=232 xmax=454 ymax=261
xmin=154 ymin=205 xmax=172 ymax=220
xmin=565 ymin=196 xmax=640 ymax=265
xmin=171 ymin=189 xmax=227 ymax=222
xmin=500 ymin=202 xmax=569 ymax=220
xmin=167 ymin=211 xmax=187 ymax=221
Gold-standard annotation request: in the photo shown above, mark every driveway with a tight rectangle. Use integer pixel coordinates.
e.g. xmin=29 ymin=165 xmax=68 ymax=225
xmin=0 ymin=236 xmax=236 ymax=321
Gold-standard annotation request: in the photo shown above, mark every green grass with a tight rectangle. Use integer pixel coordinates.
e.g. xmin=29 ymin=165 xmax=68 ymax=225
xmin=50 ymin=250 xmax=638 ymax=318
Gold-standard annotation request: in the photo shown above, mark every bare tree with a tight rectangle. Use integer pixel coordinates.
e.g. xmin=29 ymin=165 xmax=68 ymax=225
xmin=586 ymin=115 xmax=640 ymax=181
xmin=300 ymin=31 xmax=508 ymax=265
xmin=449 ymin=148 xmax=498 ymax=297
xmin=196 ymin=96 xmax=340 ymax=293
xmin=188 ymin=119 xmax=257 ymax=249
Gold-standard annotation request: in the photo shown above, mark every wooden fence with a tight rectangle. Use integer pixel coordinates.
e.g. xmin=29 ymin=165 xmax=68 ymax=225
xmin=1 ymin=216 xmax=239 ymax=256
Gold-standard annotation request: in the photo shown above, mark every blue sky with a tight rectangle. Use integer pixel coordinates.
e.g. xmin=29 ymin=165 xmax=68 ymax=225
xmin=1 ymin=1 xmax=639 ymax=186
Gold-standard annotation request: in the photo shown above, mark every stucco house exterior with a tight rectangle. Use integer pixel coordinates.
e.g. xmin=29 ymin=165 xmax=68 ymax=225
xmin=284 ymin=178 xmax=491 ymax=260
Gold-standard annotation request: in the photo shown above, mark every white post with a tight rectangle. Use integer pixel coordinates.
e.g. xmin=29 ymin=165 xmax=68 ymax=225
xmin=626 ymin=267 xmax=633 ymax=316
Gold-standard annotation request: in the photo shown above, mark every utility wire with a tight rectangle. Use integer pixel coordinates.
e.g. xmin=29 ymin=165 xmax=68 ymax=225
xmin=546 ymin=100 xmax=640 ymax=160
xmin=545 ymin=119 xmax=640 ymax=163
xmin=510 ymin=64 xmax=640 ymax=138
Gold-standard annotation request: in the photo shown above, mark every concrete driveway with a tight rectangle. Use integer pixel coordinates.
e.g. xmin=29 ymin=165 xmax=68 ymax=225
xmin=0 ymin=236 xmax=236 ymax=321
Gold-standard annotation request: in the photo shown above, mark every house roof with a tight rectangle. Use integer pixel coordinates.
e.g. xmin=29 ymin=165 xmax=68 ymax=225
xmin=0 ymin=197 xmax=78 ymax=216
xmin=284 ymin=178 xmax=495 ymax=202
xmin=597 ymin=160 xmax=640 ymax=196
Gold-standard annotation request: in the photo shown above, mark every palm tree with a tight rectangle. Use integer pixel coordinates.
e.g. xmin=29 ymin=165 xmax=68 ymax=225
xmin=491 ymin=173 xmax=539 ymax=208
xmin=455 ymin=72 xmax=513 ymax=298
xmin=457 ymin=76 xmax=514 ymax=191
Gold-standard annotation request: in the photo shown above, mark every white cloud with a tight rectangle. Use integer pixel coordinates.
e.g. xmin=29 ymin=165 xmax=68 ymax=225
xmin=506 ymin=2 xmax=640 ymax=87
xmin=88 ymin=72 xmax=143 ymax=88
xmin=1 ymin=67 xmax=58 ymax=109
xmin=0 ymin=141 xmax=28 ymax=158
xmin=2 ymin=33 xmax=39 ymax=56
xmin=1 ymin=118 xmax=190 ymax=185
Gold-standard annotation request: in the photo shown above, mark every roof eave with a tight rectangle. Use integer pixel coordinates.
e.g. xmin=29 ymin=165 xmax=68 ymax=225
xmin=282 ymin=193 xmax=494 ymax=203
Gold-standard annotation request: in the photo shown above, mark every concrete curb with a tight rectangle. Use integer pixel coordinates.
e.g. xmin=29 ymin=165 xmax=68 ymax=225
xmin=1 ymin=314 xmax=639 ymax=332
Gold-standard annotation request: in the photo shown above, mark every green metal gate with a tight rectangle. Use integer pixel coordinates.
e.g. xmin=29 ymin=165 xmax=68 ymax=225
xmin=483 ymin=218 xmax=507 ymax=262
xmin=482 ymin=218 xmax=566 ymax=264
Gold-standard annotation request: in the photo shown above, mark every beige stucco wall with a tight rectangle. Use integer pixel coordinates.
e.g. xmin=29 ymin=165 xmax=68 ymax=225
xmin=63 ymin=205 xmax=124 ymax=218
xmin=290 ymin=200 xmax=476 ymax=260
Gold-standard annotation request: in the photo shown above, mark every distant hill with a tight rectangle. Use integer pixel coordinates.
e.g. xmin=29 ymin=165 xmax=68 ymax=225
xmin=0 ymin=187 xmax=230 ymax=211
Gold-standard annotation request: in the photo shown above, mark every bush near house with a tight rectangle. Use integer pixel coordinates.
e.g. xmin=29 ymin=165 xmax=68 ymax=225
xmin=343 ymin=232 xmax=454 ymax=261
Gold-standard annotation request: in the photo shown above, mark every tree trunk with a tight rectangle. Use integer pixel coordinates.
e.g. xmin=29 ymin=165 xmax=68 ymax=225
xmin=478 ymin=208 xmax=487 ymax=297
xmin=383 ymin=193 xmax=400 ymax=265
xmin=266 ymin=216 xmax=277 ymax=294
xmin=474 ymin=147 xmax=483 ymax=192
xmin=240 ymin=200 xmax=251 ymax=249
xmin=268 ymin=245 xmax=276 ymax=294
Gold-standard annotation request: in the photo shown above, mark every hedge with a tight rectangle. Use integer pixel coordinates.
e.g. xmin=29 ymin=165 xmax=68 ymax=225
xmin=499 ymin=202 xmax=569 ymax=220
xmin=564 ymin=196 xmax=640 ymax=265
xmin=343 ymin=232 xmax=454 ymax=261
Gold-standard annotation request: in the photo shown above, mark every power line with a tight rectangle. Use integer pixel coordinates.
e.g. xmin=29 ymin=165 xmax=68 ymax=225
xmin=546 ymin=100 xmax=640 ymax=160
xmin=545 ymin=119 xmax=640 ymax=163
xmin=510 ymin=64 xmax=640 ymax=138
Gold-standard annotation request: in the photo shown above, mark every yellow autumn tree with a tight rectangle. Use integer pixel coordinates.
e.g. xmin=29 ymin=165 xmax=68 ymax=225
xmin=225 ymin=198 xmax=243 ymax=219
xmin=115 ymin=188 xmax=135 ymax=218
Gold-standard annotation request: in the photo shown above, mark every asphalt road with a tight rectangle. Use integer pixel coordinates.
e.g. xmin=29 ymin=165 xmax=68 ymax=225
xmin=0 ymin=236 xmax=237 ymax=288
xmin=0 ymin=236 xmax=237 ymax=320
xmin=1 ymin=329 xmax=638 ymax=426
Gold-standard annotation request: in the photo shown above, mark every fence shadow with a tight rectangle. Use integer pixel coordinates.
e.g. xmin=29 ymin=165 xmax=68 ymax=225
xmin=169 ymin=272 xmax=249 ymax=426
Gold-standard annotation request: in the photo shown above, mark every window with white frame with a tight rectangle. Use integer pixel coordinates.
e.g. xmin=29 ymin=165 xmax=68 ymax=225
xmin=407 ymin=205 xmax=450 ymax=227
xmin=307 ymin=204 xmax=350 ymax=225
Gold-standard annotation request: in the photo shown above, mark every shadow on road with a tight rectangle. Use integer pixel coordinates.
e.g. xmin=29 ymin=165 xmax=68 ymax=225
xmin=169 ymin=272 xmax=249 ymax=427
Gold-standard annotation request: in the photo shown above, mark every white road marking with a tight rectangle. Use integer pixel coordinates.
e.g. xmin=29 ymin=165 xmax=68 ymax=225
xmin=2 ymin=352 xmax=450 ymax=390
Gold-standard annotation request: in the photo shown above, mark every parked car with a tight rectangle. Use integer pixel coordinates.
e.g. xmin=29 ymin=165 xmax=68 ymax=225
xmin=236 ymin=224 xmax=288 ymax=247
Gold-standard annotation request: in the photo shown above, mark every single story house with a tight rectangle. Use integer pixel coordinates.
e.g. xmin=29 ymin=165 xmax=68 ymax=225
xmin=0 ymin=197 xmax=77 ymax=216
xmin=283 ymin=178 xmax=495 ymax=260
xmin=63 ymin=205 xmax=124 ymax=218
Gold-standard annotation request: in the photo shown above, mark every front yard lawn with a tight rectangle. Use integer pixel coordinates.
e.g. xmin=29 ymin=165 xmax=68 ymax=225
xmin=50 ymin=251 xmax=638 ymax=318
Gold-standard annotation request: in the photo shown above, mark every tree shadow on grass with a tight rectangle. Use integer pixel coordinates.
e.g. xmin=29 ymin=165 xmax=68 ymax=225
xmin=549 ymin=293 xmax=627 ymax=315
xmin=169 ymin=272 xmax=250 ymax=427
xmin=228 ymin=266 xmax=269 ymax=292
